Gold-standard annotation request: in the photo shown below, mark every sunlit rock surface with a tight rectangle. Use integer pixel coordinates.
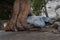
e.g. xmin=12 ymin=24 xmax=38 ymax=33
xmin=46 ymin=0 xmax=60 ymax=18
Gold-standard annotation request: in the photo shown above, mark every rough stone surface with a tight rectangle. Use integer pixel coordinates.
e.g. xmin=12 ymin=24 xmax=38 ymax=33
xmin=46 ymin=0 xmax=60 ymax=18
xmin=27 ymin=16 xmax=53 ymax=27
xmin=27 ymin=16 xmax=45 ymax=27
xmin=54 ymin=22 xmax=60 ymax=31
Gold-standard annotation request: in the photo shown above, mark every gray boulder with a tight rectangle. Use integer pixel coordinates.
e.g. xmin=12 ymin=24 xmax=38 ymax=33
xmin=42 ymin=17 xmax=53 ymax=24
xmin=54 ymin=22 xmax=60 ymax=31
xmin=27 ymin=16 xmax=45 ymax=27
xmin=27 ymin=16 xmax=54 ymax=27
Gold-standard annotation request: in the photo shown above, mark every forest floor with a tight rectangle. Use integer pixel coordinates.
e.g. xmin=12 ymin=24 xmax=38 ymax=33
xmin=0 ymin=29 xmax=60 ymax=40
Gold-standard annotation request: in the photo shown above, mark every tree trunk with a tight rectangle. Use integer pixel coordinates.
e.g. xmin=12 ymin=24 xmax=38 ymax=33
xmin=17 ymin=0 xmax=33 ymax=30
xmin=5 ymin=0 xmax=33 ymax=31
xmin=44 ymin=0 xmax=49 ymax=17
xmin=44 ymin=6 xmax=49 ymax=17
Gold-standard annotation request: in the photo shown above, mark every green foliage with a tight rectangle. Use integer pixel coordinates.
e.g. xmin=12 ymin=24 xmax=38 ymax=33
xmin=53 ymin=23 xmax=58 ymax=29
xmin=52 ymin=18 xmax=60 ymax=29
xmin=31 ymin=0 xmax=46 ymax=15
xmin=55 ymin=18 xmax=60 ymax=22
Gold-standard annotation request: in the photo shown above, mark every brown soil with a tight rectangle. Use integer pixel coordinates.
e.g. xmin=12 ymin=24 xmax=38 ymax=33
xmin=0 ymin=30 xmax=60 ymax=40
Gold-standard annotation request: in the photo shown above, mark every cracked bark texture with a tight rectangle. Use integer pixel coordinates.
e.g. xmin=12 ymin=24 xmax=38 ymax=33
xmin=5 ymin=0 xmax=33 ymax=31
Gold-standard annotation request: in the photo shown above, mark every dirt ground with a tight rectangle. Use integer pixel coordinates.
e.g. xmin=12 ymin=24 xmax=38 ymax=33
xmin=0 ymin=30 xmax=60 ymax=40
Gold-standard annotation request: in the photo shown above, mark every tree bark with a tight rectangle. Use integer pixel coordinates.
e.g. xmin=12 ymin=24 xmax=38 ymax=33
xmin=17 ymin=0 xmax=33 ymax=30
xmin=5 ymin=0 xmax=33 ymax=31
xmin=5 ymin=0 xmax=20 ymax=31
xmin=44 ymin=6 xmax=49 ymax=17
xmin=44 ymin=0 xmax=49 ymax=17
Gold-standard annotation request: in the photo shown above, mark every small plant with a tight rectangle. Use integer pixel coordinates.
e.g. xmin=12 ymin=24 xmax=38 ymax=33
xmin=31 ymin=0 xmax=46 ymax=15
xmin=52 ymin=23 xmax=58 ymax=29
xmin=55 ymin=18 xmax=60 ymax=22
